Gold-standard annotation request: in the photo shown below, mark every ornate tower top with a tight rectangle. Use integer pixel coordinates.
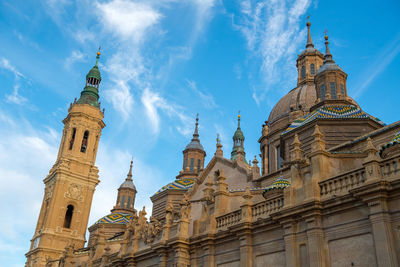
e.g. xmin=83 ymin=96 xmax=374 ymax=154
xmin=215 ymin=133 xmax=223 ymax=157
xmin=231 ymin=112 xmax=246 ymax=161
xmin=112 ymin=160 xmax=137 ymax=214
xmin=178 ymin=114 xmax=206 ymax=179
xmin=296 ymin=19 xmax=324 ymax=85
xmin=77 ymin=49 xmax=102 ymax=107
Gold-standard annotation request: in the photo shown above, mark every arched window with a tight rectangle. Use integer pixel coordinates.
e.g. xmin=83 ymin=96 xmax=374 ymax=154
xmin=301 ymin=66 xmax=306 ymax=78
xmin=197 ymin=159 xmax=201 ymax=171
xmin=320 ymin=84 xmax=326 ymax=100
xmin=340 ymin=84 xmax=345 ymax=95
xmin=184 ymin=158 xmax=188 ymax=169
xmin=69 ymin=128 xmax=76 ymax=150
xmin=127 ymin=196 xmax=131 ymax=209
xmin=330 ymin=82 xmax=337 ymax=99
xmin=121 ymin=195 xmax=125 ymax=208
xmin=190 ymin=158 xmax=194 ymax=172
xmin=310 ymin=64 xmax=315 ymax=75
xmin=80 ymin=130 xmax=89 ymax=153
xmin=63 ymin=205 xmax=74 ymax=228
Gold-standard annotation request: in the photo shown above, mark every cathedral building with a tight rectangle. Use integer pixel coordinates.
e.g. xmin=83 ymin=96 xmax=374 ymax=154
xmin=26 ymin=21 xmax=400 ymax=267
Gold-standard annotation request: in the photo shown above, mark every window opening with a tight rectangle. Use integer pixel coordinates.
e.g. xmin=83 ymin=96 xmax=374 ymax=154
xmin=190 ymin=158 xmax=194 ymax=172
xmin=80 ymin=130 xmax=89 ymax=153
xmin=320 ymin=84 xmax=326 ymax=100
xmin=310 ymin=64 xmax=315 ymax=75
xmin=197 ymin=159 xmax=201 ymax=171
xmin=69 ymin=128 xmax=76 ymax=150
xmin=301 ymin=66 xmax=306 ymax=78
xmin=340 ymin=84 xmax=345 ymax=95
xmin=121 ymin=195 xmax=125 ymax=208
xmin=330 ymin=82 xmax=337 ymax=99
xmin=63 ymin=205 xmax=74 ymax=228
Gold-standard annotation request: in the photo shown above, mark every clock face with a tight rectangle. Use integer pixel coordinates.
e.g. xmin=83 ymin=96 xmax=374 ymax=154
xmin=33 ymin=237 xmax=40 ymax=249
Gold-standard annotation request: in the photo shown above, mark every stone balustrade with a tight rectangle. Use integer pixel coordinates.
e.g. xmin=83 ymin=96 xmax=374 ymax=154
xmin=252 ymin=196 xmax=284 ymax=217
xmin=216 ymin=210 xmax=242 ymax=228
xmin=319 ymin=167 xmax=366 ymax=198
xmin=381 ymin=156 xmax=400 ymax=179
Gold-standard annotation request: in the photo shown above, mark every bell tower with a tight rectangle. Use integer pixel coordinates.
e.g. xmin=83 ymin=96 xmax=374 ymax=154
xmin=25 ymin=51 xmax=106 ymax=267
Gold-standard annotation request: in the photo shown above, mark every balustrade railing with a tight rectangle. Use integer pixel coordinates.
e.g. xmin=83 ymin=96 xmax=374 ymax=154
xmin=381 ymin=156 xmax=400 ymax=179
xmin=216 ymin=210 xmax=242 ymax=228
xmin=251 ymin=196 xmax=284 ymax=217
xmin=319 ymin=168 xmax=365 ymax=197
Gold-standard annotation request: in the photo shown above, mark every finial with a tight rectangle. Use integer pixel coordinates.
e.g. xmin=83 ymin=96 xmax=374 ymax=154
xmin=323 ymin=30 xmax=333 ymax=63
xmin=193 ymin=113 xmax=199 ymax=138
xmin=306 ymin=16 xmax=313 ymax=48
xmin=95 ymin=46 xmax=101 ymax=66
xmin=238 ymin=111 xmax=241 ymax=128
xmin=127 ymin=159 xmax=133 ymax=181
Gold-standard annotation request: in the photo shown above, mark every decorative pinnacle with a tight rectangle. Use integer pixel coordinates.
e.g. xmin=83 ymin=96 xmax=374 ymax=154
xmin=95 ymin=46 xmax=101 ymax=66
xmin=193 ymin=113 xmax=199 ymax=139
xmin=306 ymin=16 xmax=314 ymax=48
xmin=323 ymin=30 xmax=334 ymax=63
xmin=238 ymin=111 xmax=241 ymax=128
xmin=126 ymin=159 xmax=133 ymax=181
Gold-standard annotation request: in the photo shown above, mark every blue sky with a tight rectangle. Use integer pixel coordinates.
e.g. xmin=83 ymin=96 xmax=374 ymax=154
xmin=0 ymin=0 xmax=399 ymax=265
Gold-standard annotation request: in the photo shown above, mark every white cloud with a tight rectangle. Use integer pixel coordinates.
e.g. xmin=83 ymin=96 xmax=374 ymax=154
xmin=96 ymin=0 xmax=162 ymax=42
xmin=64 ymin=50 xmax=85 ymax=69
xmin=186 ymin=79 xmax=217 ymax=109
xmin=141 ymin=87 xmax=191 ymax=136
xmin=0 ymin=58 xmax=24 ymax=79
xmin=233 ymin=0 xmax=311 ymax=103
xmin=5 ymin=84 xmax=27 ymax=105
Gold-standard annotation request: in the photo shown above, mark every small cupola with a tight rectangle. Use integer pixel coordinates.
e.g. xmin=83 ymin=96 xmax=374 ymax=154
xmin=111 ymin=160 xmax=137 ymax=214
xmin=314 ymin=33 xmax=348 ymax=102
xmin=296 ymin=19 xmax=324 ymax=85
xmin=231 ymin=113 xmax=246 ymax=161
xmin=77 ymin=49 xmax=102 ymax=107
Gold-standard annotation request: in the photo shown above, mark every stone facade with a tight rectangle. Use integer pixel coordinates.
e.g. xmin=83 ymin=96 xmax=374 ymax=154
xmin=26 ymin=23 xmax=400 ymax=267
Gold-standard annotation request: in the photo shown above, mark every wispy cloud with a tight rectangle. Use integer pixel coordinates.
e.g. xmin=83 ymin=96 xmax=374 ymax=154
xmin=186 ymin=79 xmax=217 ymax=109
xmin=96 ymin=0 xmax=162 ymax=43
xmin=353 ymin=32 xmax=400 ymax=98
xmin=233 ymin=0 xmax=311 ymax=103
xmin=64 ymin=50 xmax=86 ymax=69
xmin=0 ymin=58 xmax=28 ymax=105
xmin=141 ymin=87 xmax=191 ymax=136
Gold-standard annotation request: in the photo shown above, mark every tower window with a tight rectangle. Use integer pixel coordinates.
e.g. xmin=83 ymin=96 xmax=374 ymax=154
xmin=340 ymin=84 xmax=345 ymax=95
xmin=197 ymin=159 xmax=201 ymax=171
xmin=276 ymin=145 xmax=283 ymax=169
xmin=320 ymin=84 xmax=326 ymax=100
xmin=301 ymin=66 xmax=306 ymax=78
xmin=80 ymin=130 xmax=89 ymax=153
xmin=63 ymin=205 xmax=74 ymax=228
xmin=310 ymin=64 xmax=315 ymax=75
xmin=127 ymin=196 xmax=131 ymax=209
xmin=330 ymin=82 xmax=337 ymax=99
xmin=190 ymin=158 xmax=194 ymax=172
xmin=121 ymin=195 xmax=125 ymax=208
xmin=69 ymin=128 xmax=76 ymax=150
xmin=184 ymin=158 xmax=188 ymax=169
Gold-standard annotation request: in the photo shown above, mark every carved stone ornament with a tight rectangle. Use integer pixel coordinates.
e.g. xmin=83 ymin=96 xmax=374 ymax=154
xmin=44 ymin=182 xmax=54 ymax=200
xmin=65 ymin=183 xmax=84 ymax=201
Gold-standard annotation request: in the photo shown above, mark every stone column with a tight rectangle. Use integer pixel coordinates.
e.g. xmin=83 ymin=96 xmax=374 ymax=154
xmin=368 ymin=197 xmax=398 ymax=267
xmin=201 ymin=241 xmax=215 ymax=267
xmin=305 ymin=214 xmax=326 ymax=267
xmin=238 ymin=229 xmax=253 ymax=267
xmin=282 ymin=220 xmax=297 ymax=267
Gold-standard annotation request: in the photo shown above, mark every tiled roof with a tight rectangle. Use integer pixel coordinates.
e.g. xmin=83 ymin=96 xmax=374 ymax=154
xmin=283 ymin=105 xmax=384 ymax=135
xmin=154 ymin=178 xmax=196 ymax=195
xmin=380 ymin=130 xmax=400 ymax=155
xmin=95 ymin=212 xmax=133 ymax=225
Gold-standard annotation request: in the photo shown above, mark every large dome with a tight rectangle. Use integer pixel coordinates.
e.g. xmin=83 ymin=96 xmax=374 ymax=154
xmin=268 ymin=84 xmax=317 ymax=125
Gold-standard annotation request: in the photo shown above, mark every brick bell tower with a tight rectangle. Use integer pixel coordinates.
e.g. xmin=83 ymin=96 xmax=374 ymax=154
xmin=25 ymin=50 xmax=106 ymax=267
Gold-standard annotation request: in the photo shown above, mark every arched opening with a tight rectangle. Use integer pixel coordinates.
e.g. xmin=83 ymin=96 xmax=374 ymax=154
xmin=69 ymin=128 xmax=76 ymax=150
xmin=190 ymin=158 xmax=194 ymax=172
xmin=197 ymin=159 xmax=201 ymax=172
xmin=121 ymin=195 xmax=126 ymax=208
xmin=80 ymin=130 xmax=89 ymax=153
xmin=63 ymin=205 xmax=74 ymax=228
xmin=320 ymin=84 xmax=326 ymax=100
xmin=310 ymin=64 xmax=315 ymax=75
xmin=301 ymin=66 xmax=306 ymax=78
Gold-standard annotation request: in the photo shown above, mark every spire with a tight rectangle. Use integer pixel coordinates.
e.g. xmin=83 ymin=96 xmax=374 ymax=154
xmin=323 ymin=31 xmax=334 ymax=63
xmin=215 ymin=133 xmax=223 ymax=157
xmin=306 ymin=17 xmax=314 ymax=48
xmin=184 ymin=114 xmax=204 ymax=151
xmin=77 ymin=49 xmax=102 ymax=107
xmin=119 ymin=159 xmax=136 ymax=190
xmin=231 ymin=112 xmax=246 ymax=161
